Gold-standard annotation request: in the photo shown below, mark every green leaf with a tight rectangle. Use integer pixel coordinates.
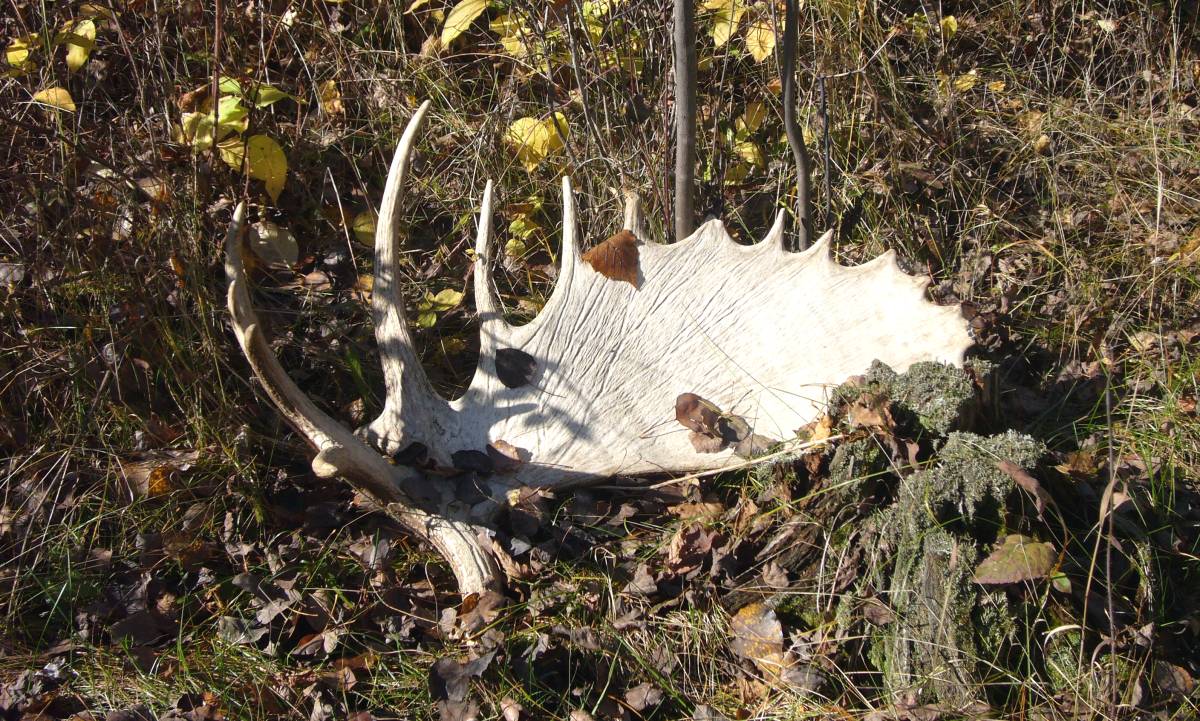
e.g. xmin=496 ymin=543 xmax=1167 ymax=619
xmin=244 ymin=134 xmax=288 ymax=202
xmin=734 ymin=140 xmax=765 ymax=168
xmin=251 ymin=84 xmax=295 ymax=108
xmin=64 ymin=19 xmax=96 ymax=71
xmin=973 ymin=534 xmax=1057 ymax=585
xmin=939 ymin=15 xmax=957 ymax=39
xmin=218 ymin=76 xmax=243 ymax=95
xmin=440 ymin=0 xmax=489 ymax=46
xmin=428 ymin=288 xmax=464 ymax=311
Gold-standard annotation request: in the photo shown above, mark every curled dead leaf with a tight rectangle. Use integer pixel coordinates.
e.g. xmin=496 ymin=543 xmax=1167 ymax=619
xmin=582 ymin=229 xmax=640 ymax=287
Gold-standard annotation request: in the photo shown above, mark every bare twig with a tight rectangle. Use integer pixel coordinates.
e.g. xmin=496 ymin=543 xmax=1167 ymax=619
xmin=672 ymin=0 xmax=696 ymax=238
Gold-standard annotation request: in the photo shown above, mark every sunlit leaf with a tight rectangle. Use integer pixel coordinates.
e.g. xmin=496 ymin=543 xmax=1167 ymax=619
xmin=505 ymin=113 xmax=568 ymax=172
xmin=7 ymin=34 xmax=38 ymax=69
xmin=318 ymin=79 xmax=344 ymax=115
xmin=952 ymin=69 xmax=978 ymax=92
xmin=939 ymin=15 xmax=957 ymax=39
xmin=744 ymin=16 xmax=775 ymax=63
xmin=250 ymin=83 xmax=295 ymax=108
xmin=64 ymin=19 xmax=96 ymax=71
xmin=441 ymin=0 xmax=489 ymax=46
xmin=973 ymin=534 xmax=1057 ymax=585
xmin=736 ymin=101 xmax=767 ymax=136
xmin=406 ymin=0 xmax=431 ymax=13
xmin=239 ymin=135 xmax=288 ymax=202
xmin=32 ymin=86 xmax=76 ymax=111
xmin=217 ymin=76 xmax=243 ymax=95
xmin=705 ymin=0 xmax=745 ymax=48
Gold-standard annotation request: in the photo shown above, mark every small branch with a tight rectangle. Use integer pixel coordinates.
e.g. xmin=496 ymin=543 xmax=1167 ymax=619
xmin=780 ymin=0 xmax=812 ymax=250
xmin=819 ymin=76 xmax=833 ymax=229
xmin=672 ymin=0 xmax=696 ymax=238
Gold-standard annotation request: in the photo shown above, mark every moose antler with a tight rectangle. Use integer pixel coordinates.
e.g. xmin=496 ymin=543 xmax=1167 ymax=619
xmin=226 ymin=101 xmax=973 ymax=595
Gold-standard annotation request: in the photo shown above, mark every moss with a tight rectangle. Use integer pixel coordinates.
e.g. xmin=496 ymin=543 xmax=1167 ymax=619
xmin=828 ymin=438 xmax=887 ymax=488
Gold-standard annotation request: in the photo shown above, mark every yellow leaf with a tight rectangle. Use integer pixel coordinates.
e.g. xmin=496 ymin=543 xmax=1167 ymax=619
xmin=406 ymin=0 xmax=431 ymax=12
xmin=505 ymin=113 xmax=568 ymax=172
xmin=440 ymin=0 xmax=489 ymax=46
xmin=939 ymin=15 xmax=957 ymax=39
xmin=318 ymin=79 xmax=344 ymax=115
xmin=734 ymin=140 xmax=765 ymax=168
xmin=706 ymin=0 xmax=745 ymax=48
xmin=952 ymin=69 xmax=978 ymax=92
xmin=244 ymin=135 xmax=288 ymax=202
xmin=351 ymin=210 xmax=377 ymax=244
xmin=986 ymin=80 xmax=1006 ymax=93
xmin=744 ymin=17 xmax=775 ymax=63
xmin=64 ymin=19 xmax=96 ymax=71
xmin=737 ymin=101 xmax=767 ymax=135
xmin=32 ymin=86 xmax=76 ymax=111
xmin=1096 ymin=18 xmax=1116 ymax=33
xmin=7 ymin=33 xmax=38 ymax=69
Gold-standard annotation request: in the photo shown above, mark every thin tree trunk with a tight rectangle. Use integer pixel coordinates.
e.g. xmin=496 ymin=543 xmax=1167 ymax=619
xmin=781 ymin=0 xmax=812 ymax=249
xmin=673 ymin=0 xmax=696 ymax=238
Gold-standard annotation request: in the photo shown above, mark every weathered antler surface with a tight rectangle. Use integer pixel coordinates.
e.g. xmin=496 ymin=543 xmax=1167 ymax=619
xmin=226 ymin=101 xmax=973 ymax=594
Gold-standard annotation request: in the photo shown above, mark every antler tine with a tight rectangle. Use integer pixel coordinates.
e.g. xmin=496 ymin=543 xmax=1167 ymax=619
xmin=560 ymin=177 xmax=581 ymax=269
xmin=226 ymin=202 xmax=500 ymax=594
xmin=372 ymin=100 xmax=443 ymax=446
xmin=473 ymin=180 xmax=507 ymax=351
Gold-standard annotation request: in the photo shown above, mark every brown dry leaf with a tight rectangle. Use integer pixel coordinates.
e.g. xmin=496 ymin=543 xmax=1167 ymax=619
xmin=729 ymin=602 xmax=789 ymax=677
xmin=117 ymin=450 xmax=201 ymax=497
xmin=667 ymin=501 xmax=725 ymax=521
xmin=582 ymin=229 xmax=640 ymax=287
xmin=973 ymin=534 xmax=1057 ymax=585
xmin=486 ymin=440 xmax=526 ymax=473
xmin=997 ymin=460 xmax=1056 ymax=521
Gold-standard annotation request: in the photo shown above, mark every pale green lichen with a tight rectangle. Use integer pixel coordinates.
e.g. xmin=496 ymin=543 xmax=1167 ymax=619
xmin=824 ymin=365 xmax=1044 ymax=706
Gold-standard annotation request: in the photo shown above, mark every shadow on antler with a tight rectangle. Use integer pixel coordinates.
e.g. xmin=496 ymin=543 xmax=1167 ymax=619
xmin=225 ymin=101 xmax=973 ymax=597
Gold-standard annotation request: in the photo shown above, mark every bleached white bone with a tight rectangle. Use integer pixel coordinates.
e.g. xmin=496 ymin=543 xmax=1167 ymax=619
xmin=225 ymin=101 xmax=973 ymax=594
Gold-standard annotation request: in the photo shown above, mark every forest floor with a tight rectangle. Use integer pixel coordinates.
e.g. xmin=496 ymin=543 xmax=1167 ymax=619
xmin=1 ymin=1 xmax=1198 ymax=719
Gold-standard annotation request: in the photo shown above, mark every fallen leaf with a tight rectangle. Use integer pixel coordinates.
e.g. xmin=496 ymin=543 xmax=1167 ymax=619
xmin=997 ymin=460 xmax=1056 ymax=522
xmin=441 ymin=0 xmax=489 ymax=46
xmin=706 ymin=0 xmax=746 ymax=48
xmin=495 ymin=348 xmax=537 ymax=388
xmin=248 ymin=221 xmax=298 ymax=266
xmin=744 ymin=17 xmax=775 ymax=63
xmin=729 ymin=602 xmax=787 ymax=675
xmin=582 ymin=229 xmax=640 ymax=287
xmin=973 ymin=534 xmax=1057 ymax=585
xmin=939 ymin=15 xmax=957 ymax=38
xmin=63 ymin=19 xmax=96 ymax=71
xmin=32 ymin=86 xmax=76 ymax=111
xmin=624 ymin=682 xmax=663 ymax=712
xmin=486 ymin=440 xmax=526 ymax=472
xmin=318 ymin=79 xmax=344 ymax=115
xmin=6 ymin=34 xmax=38 ymax=70
xmin=429 ymin=649 xmax=496 ymax=704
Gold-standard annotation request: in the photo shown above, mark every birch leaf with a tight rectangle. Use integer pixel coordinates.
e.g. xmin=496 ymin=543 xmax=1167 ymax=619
xmin=318 ymin=79 xmax=344 ymax=115
xmin=744 ymin=17 xmax=776 ymax=63
xmin=706 ymin=0 xmax=746 ymax=48
xmin=505 ymin=113 xmax=568 ymax=172
xmin=441 ymin=0 xmax=489 ymax=46
xmin=244 ymin=135 xmax=288 ymax=202
xmin=7 ymin=34 xmax=38 ymax=69
xmin=64 ymin=20 xmax=96 ymax=71
xmin=32 ymin=87 xmax=76 ymax=112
